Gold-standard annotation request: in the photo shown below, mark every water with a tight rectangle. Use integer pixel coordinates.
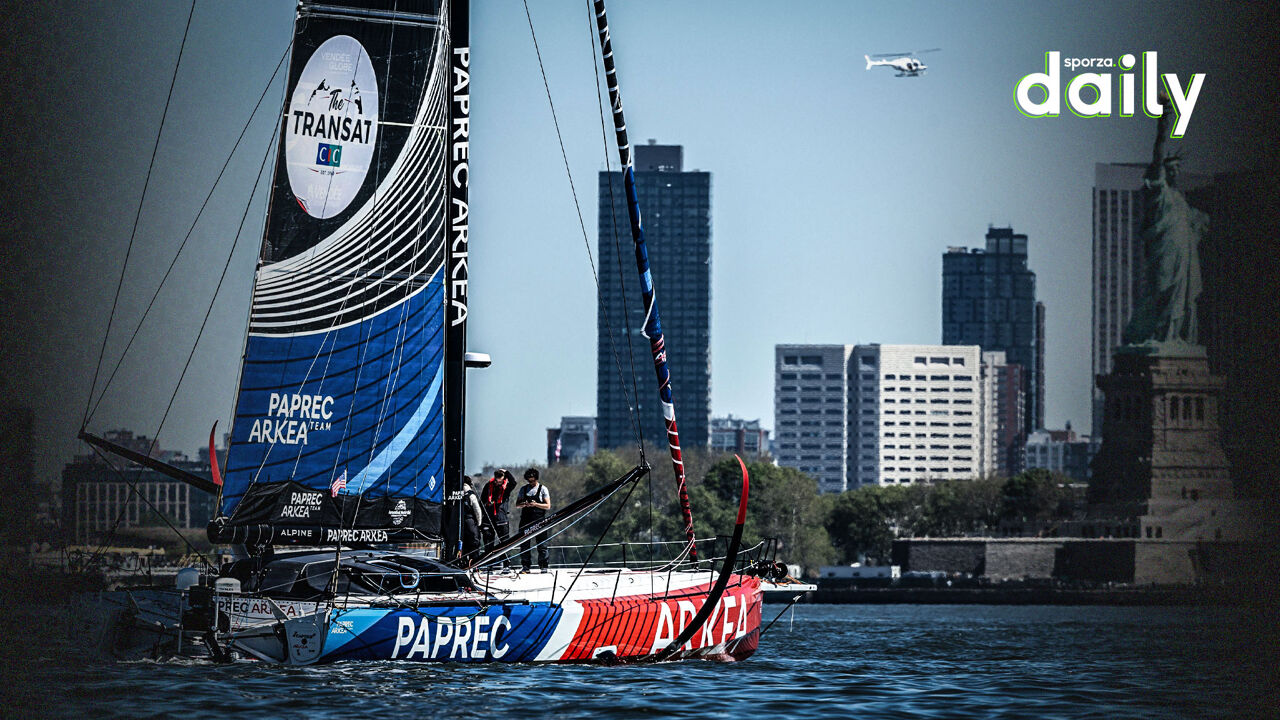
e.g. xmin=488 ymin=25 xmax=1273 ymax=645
xmin=15 ymin=604 xmax=1280 ymax=719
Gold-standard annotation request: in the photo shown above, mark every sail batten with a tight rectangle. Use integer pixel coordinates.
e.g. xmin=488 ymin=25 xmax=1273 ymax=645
xmin=216 ymin=0 xmax=450 ymax=543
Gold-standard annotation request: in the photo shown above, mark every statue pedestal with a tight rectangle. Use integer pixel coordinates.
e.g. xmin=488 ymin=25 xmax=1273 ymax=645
xmin=1090 ymin=347 xmax=1253 ymax=542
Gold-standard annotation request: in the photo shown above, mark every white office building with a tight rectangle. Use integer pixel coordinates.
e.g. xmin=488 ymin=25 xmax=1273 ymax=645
xmin=850 ymin=344 xmax=986 ymax=485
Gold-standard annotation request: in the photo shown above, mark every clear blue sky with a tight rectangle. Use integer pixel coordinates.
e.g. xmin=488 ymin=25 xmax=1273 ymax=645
xmin=2 ymin=1 xmax=1273 ymax=482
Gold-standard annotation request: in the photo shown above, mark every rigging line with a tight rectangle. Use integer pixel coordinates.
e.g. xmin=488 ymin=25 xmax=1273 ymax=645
xmin=587 ymin=0 xmax=646 ymax=460
xmin=86 ymin=444 xmax=215 ymax=568
xmin=150 ymin=108 xmax=281 ymax=455
xmin=86 ymin=36 xmax=295 ymax=426
xmin=472 ymin=486 xmax=620 ymax=570
xmin=758 ymin=594 xmax=806 ymax=639
xmin=77 ymin=498 xmax=133 ymax=577
xmin=552 ymin=469 xmax=642 ymax=606
xmin=522 ymin=0 xmax=642 ymax=458
xmin=83 ymin=0 xmax=198 ymax=429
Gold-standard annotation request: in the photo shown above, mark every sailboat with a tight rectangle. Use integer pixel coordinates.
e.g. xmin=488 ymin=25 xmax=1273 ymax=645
xmin=81 ymin=0 xmax=767 ymax=664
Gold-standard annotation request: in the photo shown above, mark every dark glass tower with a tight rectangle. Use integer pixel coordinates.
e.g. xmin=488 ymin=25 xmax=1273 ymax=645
xmin=942 ymin=226 xmax=1044 ymax=436
xmin=596 ymin=143 xmax=710 ymax=452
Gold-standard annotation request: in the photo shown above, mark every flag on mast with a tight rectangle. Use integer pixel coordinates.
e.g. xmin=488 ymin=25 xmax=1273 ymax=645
xmin=331 ymin=469 xmax=347 ymax=497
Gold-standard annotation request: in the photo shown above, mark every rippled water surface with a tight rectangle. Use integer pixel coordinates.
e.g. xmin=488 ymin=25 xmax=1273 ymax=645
xmin=17 ymin=604 xmax=1280 ymax=719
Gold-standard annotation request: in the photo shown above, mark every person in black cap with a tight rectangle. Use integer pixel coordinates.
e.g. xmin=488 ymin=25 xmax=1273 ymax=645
xmin=481 ymin=469 xmax=515 ymax=567
xmin=458 ymin=476 xmax=483 ymax=566
xmin=516 ymin=467 xmax=551 ymax=572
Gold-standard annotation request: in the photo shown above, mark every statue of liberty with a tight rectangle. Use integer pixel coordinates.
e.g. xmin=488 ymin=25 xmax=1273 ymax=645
xmin=1122 ymin=90 xmax=1210 ymax=348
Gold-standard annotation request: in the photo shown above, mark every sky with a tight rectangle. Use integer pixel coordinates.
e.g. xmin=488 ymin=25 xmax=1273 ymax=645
xmin=1 ymin=0 xmax=1276 ymax=484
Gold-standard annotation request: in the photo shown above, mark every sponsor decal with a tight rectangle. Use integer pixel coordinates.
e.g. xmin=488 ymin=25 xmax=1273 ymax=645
xmin=650 ymin=592 xmax=750 ymax=654
xmin=449 ymin=46 xmax=470 ymax=326
xmin=325 ymin=528 xmax=389 ymax=544
xmin=285 ymin=35 xmax=379 ymax=219
xmin=389 ymin=499 xmax=411 ymax=526
xmin=248 ymin=392 xmax=336 ymax=446
xmin=215 ymin=597 xmax=316 ymax=625
xmin=1015 ymin=51 xmax=1205 ymax=137
xmin=276 ymin=527 xmax=319 ymax=542
xmin=315 ymin=143 xmax=342 ymax=167
xmin=279 ymin=491 xmax=324 ymax=520
xmin=391 ymin=614 xmax=512 ymax=660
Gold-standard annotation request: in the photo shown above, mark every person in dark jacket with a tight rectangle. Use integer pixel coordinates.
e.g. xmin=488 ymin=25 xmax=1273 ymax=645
xmin=481 ymin=469 xmax=515 ymax=566
xmin=458 ymin=476 xmax=483 ymax=565
xmin=516 ymin=468 xmax=551 ymax=572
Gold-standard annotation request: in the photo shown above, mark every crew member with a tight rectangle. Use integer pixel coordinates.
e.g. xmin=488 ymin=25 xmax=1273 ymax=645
xmin=459 ymin=476 xmax=483 ymax=565
xmin=482 ymin=469 xmax=515 ymax=567
xmin=516 ymin=467 xmax=551 ymax=572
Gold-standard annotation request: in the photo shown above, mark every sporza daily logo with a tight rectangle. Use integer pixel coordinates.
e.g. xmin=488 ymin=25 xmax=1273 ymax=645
xmin=1015 ymin=51 xmax=1205 ymax=137
xmin=285 ymin=35 xmax=379 ymax=219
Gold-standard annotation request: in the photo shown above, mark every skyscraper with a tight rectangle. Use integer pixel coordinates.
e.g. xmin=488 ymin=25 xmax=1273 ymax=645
xmin=942 ymin=226 xmax=1043 ymax=437
xmin=1090 ymin=163 xmax=1148 ymax=435
xmin=596 ymin=142 xmax=711 ymax=452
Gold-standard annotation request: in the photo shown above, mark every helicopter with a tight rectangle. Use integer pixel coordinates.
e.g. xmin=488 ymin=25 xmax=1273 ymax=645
xmin=864 ymin=48 xmax=941 ymax=77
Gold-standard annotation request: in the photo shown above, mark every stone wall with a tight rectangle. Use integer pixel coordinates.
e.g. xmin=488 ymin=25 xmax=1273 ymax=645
xmin=986 ymin=541 xmax=1059 ymax=580
xmin=892 ymin=540 xmax=985 ymax=575
xmin=1055 ymin=540 xmax=1136 ymax=583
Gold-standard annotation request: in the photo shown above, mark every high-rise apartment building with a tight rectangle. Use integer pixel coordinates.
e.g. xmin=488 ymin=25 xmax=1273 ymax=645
xmin=942 ymin=227 xmax=1043 ymax=436
xmin=774 ymin=345 xmax=854 ymax=494
xmin=1091 ymin=163 xmax=1149 ymax=434
xmin=980 ymin=351 xmax=1025 ymax=476
xmin=596 ymin=142 xmax=711 ymax=452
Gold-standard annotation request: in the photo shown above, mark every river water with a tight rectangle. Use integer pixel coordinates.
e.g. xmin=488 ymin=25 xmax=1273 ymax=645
xmin=17 ymin=603 xmax=1280 ymax=719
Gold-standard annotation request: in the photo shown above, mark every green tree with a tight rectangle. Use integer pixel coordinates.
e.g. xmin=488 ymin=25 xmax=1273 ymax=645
xmin=913 ymin=476 xmax=1003 ymax=537
xmin=693 ymin=457 xmax=835 ymax=572
xmin=825 ymin=484 xmax=911 ymax=563
xmin=1000 ymin=468 xmax=1073 ymax=522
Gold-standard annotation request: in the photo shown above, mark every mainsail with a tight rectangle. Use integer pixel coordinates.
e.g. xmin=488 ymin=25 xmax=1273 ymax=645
xmin=216 ymin=0 xmax=453 ymax=545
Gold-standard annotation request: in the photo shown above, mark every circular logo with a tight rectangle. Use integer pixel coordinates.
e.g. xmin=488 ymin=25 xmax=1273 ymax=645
xmin=285 ymin=35 xmax=379 ymax=219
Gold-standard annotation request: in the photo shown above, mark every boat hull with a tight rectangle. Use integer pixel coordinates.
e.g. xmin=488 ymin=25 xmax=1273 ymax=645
xmin=225 ymin=573 xmax=762 ymax=664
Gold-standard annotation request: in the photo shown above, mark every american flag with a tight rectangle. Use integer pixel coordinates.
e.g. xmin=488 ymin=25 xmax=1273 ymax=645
xmin=331 ymin=469 xmax=347 ymax=497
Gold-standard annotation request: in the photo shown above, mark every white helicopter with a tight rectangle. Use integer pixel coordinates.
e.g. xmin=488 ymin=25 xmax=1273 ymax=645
xmin=864 ymin=48 xmax=941 ymax=77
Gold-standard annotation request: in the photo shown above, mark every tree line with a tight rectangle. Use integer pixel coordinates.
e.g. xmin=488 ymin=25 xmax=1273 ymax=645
xmin=499 ymin=449 xmax=1080 ymax=574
